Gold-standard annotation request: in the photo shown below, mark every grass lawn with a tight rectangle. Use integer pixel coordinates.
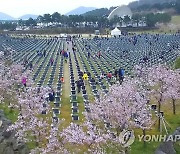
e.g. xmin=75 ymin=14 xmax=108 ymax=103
xmin=171 ymin=16 xmax=180 ymax=25
xmin=174 ymin=141 xmax=180 ymax=153
xmin=134 ymin=15 xmax=180 ymax=34
xmin=0 ymin=103 xmax=18 ymax=123
xmin=131 ymin=100 xmax=180 ymax=154
xmin=175 ymin=57 xmax=180 ymax=69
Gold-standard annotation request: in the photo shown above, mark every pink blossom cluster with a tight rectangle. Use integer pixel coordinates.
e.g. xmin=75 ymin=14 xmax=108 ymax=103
xmin=7 ymin=86 xmax=52 ymax=143
xmin=86 ymin=79 xmax=152 ymax=130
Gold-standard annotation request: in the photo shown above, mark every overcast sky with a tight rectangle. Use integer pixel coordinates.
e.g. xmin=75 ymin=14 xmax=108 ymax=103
xmin=0 ymin=0 xmax=135 ymax=18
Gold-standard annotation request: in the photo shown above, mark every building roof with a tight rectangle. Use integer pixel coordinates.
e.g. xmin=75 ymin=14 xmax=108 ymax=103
xmin=108 ymin=5 xmax=132 ymax=20
xmin=111 ymin=27 xmax=121 ymax=35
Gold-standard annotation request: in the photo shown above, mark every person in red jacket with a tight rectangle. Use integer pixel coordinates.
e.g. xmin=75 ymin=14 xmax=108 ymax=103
xmin=60 ymin=76 xmax=64 ymax=83
xmin=107 ymin=72 xmax=112 ymax=79
xmin=97 ymin=51 xmax=101 ymax=59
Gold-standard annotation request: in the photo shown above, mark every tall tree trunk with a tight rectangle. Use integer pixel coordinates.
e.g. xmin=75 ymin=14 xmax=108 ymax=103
xmin=172 ymin=99 xmax=176 ymax=115
xmin=158 ymin=100 xmax=161 ymax=131
xmin=143 ymin=129 xmax=146 ymax=146
xmin=125 ymin=147 xmax=128 ymax=154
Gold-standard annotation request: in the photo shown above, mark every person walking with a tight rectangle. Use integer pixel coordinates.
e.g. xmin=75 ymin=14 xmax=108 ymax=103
xmin=88 ymin=52 xmax=90 ymax=58
xmin=87 ymin=71 xmax=91 ymax=78
xmin=79 ymin=70 xmax=83 ymax=77
xmin=60 ymin=76 xmax=64 ymax=83
xmin=114 ymin=67 xmax=118 ymax=79
xmin=29 ymin=62 xmax=33 ymax=70
xmin=76 ymin=80 xmax=82 ymax=93
xmin=64 ymin=51 xmax=68 ymax=63
xmin=49 ymin=89 xmax=55 ymax=101
xmin=118 ymin=68 xmax=124 ymax=84
xmin=97 ymin=51 xmax=101 ymax=59
xmin=83 ymin=72 xmax=88 ymax=85
xmin=83 ymin=72 xmax=88 ymax=81
xmin=61 ymin=50 xmax=65 ymax=56
xmin=100 ymin=73 xmax=104 ymax=79
xmin=43 ymin=50 xmax=46 ymax=57
xmin=21 ymin=76 xmax=27 ymax=87
xmin=107 ymin=72 xmax=112 ymax=79
xmin=50 ymin=58 xmax=54 ymax=66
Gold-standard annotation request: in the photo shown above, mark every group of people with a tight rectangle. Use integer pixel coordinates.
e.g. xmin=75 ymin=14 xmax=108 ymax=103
xmin=36 ymin=50 xmax=47 ymax=57
xmin=114 ymin=67 xmax=124 ymax=83
xmin=75 ymin=71 xmax=91 ymax=93
xmin=99 ymin=68 xmax=124 ymax=83
xmin=61 ymin=50 xmax=69 ymax=63
xmin=75 ymin=67 xmax=125 ymax=93
xmin=48 ymin=49 xmax=69 ymax=66
xmin=61 ymin=50 xmax=68 ymax=58
xmin=87 ymin=51 xmax=101 ymax=59
xmin=36 ymin=48 xmax=69 ymax=67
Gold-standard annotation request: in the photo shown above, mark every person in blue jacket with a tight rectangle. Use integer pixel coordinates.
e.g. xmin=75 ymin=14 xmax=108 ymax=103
xmin=118 ymin=68 xmax=124 ymax=84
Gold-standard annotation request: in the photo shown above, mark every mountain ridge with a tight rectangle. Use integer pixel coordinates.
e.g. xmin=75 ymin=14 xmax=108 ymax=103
xmin=19 ymin=14 xmax=39 ymax=20
xmin=66 ymin=6 xmax=97 ymax=15
xmin=0 ymin=12 xmax=15 ymax=20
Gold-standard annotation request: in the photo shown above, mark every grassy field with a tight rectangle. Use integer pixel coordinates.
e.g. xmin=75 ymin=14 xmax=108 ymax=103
xmin=171 ymin=16 xmax=180 ymax=25
xmin=134 ymin=15 xmax=180 ymax=34
xmin=175 ymin=57 xmax=180 ymax=69
xmin=0 ymin=103 xmax=18 ymax=123
xmin=131 ymin=100 xmax=180 ymax=154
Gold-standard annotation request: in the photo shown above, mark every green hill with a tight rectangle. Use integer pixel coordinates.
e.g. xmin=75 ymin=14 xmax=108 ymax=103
xmin=82 ymin=8 xmax=110 ymax=17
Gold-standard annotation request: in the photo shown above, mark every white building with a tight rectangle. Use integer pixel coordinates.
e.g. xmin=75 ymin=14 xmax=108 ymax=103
xmin=111 ymin=27 xmax=121 ymax=36
xmin=108 ymin=5 xmax=132 ymax=20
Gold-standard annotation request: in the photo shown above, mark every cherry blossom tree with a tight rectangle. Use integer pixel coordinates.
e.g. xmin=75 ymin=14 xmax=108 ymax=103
xmin=0 ymin=57 xmax=67 ymax=153
xmin=7 ymin=87 xmax=53 ymax=148
xmin=86 ymin=79 xmax=152 ymax=130
xmin=60 ymin=78 xmax=152 ymax=153
xmin=163 ymin=68 xmax=180 ymax=114
xmin=145 ymin=65 xmax=179 ymax=130
xmin=7 ymin=84 xmax=68 ymax=154
xmin=60 ymin=122 xmax=110 ymax=153
xmin=134 ymin=64 xmax=180 ymax=130
xmin=30 ymin=126 xmax=68 ymax=154
xmin=0 ymin=59 xmax=33 ymax=110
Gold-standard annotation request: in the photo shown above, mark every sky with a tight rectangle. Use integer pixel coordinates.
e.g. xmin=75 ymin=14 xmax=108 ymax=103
xmin=0 ymin=0 xmax=135 ymax=18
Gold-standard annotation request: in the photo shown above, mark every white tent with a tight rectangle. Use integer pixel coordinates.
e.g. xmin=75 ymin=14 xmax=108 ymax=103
xmin=111 ymin=27 xmax=121 ymax=36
